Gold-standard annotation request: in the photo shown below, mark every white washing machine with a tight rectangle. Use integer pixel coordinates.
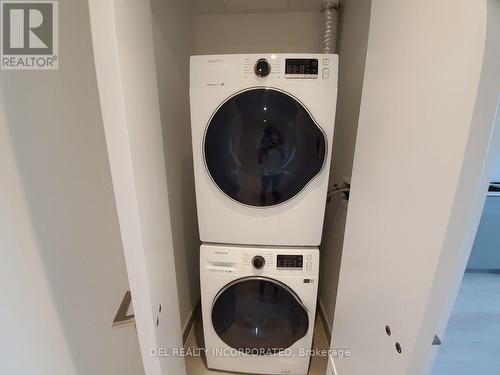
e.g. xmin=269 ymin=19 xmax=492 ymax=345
xmin=190 ymin=54 xmax=338 ymax=246
xmin=200 ymin=243 xmax=319 ymax=374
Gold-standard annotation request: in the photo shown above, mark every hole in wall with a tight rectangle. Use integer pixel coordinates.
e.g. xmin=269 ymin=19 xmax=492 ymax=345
xmin=395 ymin=342 xmax=402 ymax=353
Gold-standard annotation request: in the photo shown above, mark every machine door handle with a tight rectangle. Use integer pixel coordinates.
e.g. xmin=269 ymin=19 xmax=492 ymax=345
xmin=112 ymin=290 xmax=135 ymax=328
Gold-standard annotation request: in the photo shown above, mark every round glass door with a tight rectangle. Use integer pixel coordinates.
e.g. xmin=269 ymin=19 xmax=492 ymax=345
xmin=204 ymin=88 xmax=326 ymax=207
xmin=211 ymin=277 xmax=309 ymax=353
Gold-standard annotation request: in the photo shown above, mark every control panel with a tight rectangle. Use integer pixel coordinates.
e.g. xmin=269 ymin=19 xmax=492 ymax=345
xmin=242 ymin=252 xmax=314 ymax=272
xmin=191 ymin=54 xmax=337 ymax=89
xmin=277 ymin=254 xmax=303 ymax=268
xmin=202 ymin=245 xmax=319 ymax=276
xmin=241 ymin=55 xmax=333 ymax=81
xmin=284 ymin=58 xmax=318 ymax=79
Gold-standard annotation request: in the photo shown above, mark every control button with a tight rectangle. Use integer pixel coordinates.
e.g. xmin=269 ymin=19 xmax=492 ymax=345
xmin=322 ymin=58 xmax=329 ymax=66
xmin=306 ymin=262 xmax=312 ymax=271
xmin=254 ymin=58 xmax=271 ymax=77
xmin=252 ymin=256 xmax=265 ymax=269
xmin=322 ymin=68 xmax=329 ymax=79
xmin=306 ymin=255 xmax=312 ymax=260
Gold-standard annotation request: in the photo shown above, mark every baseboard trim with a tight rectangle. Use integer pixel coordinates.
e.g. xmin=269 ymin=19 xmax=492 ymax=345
xmin=182 ymin=299 xmax=200 ymax=345
xmin=318 ymin=300 xmax=332 ymax=344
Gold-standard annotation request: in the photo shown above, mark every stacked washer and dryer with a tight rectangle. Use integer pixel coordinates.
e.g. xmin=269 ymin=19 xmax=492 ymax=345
xmin=189 ymin=54 xmax=338 ymax=374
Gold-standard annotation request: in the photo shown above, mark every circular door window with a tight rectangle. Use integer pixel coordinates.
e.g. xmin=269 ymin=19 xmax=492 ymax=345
xmin=211 ymin=277 xmax=309 ymax=353
xmin=204 ymin=88 xmax=326 ymax=207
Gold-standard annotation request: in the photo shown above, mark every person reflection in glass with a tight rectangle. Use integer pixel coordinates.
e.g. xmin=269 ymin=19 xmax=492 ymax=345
xmin=257 ymin=126 xmax=284 ymax=205
xmin=258 ymin=280 xmax=280 ymax=304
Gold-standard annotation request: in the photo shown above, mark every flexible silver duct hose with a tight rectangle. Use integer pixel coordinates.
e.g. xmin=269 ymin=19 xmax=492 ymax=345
xmin=321 ymin=0 xmax=339 ymax=54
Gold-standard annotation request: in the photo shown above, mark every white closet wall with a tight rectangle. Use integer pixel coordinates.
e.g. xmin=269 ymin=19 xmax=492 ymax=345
xmin=88 ymin=0 xmax=186 ymax=373
xmin=329 ymin=1 xmax=495 ymax=374
xmin=0 ymin=0 xmax=142 ymax=374
xmin=327 ymin=0 xmax=371 ymax=186
xmin=410 ymin=1 xmax=500 ymax=372
xmin=151 ymin=0 xmax=200 ymax=335
xmin=319 ymin=0 xmax=372 ymax=332
xmin=194 ymin=12 xmax=321 ymax=54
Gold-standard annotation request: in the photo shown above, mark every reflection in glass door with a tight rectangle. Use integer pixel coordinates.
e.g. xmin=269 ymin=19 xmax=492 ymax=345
xmin=204 ymin=88 xmax=326 ymax=207
xmin=211 ymin=277 xmax=309 ymax=353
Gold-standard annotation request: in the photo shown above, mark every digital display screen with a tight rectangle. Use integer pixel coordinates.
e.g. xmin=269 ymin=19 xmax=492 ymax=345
xmin=277 ymin=255 xmax=303 ymax=268
xmin=285 ymin=59 xmax=318 ymax=75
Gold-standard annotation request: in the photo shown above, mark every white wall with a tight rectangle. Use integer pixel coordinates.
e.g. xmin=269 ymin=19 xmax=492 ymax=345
xmin=328 ymin=0 xmax=371 ymax=186
xmin=0 ymin=0 xmax=142 ymax=374
xmin=413 ymin=1 xmax=500 ymax=373
xmin=151 ymin=0 xmax=200 ymax=334
xmin=319 ymin=198 xmax=348 ymax=332
xmin=318 ymin=0 xmax=372 ymax=332
xmin=329 ymin=1 xmax=490 ymax=374
xmin=88 ymin=0 xmax=186 ymax=373
xmin=194 ymin=12 xmax=321 ymax=54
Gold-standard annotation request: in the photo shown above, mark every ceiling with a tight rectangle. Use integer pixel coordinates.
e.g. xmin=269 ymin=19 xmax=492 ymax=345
xmin=193 ymin=0 xmax=326 ymax=15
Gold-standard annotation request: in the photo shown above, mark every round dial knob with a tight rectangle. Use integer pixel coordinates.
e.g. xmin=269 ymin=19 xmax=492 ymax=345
xmin=254 ymin=58 xmax=271 ymax=77
xmin=252 ymin=255 xmax=265 ymax=269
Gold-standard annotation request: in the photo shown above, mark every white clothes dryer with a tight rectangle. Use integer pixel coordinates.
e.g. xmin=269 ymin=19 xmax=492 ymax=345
xmin=190 ymin=54 xmax=338 ymax=246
